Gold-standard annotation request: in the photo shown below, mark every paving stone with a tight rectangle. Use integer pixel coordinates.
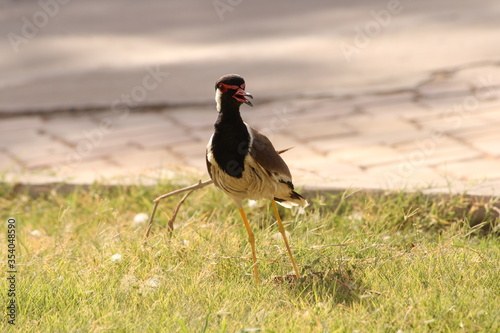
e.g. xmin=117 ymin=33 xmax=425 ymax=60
xmin=452 ymin=65 xmax=500 ymax=89
xmin=277 ymin=99 xmax=326 ymax=113
xmin=394 ymin=136 xmax=484 ymax=167
xmin=475 ymin=104 xmax=500 ymax=121
xmin=0 ymin=151 xmax=22 ymax=172
xmin=413 ymin=111 xmax=491 ymax=133
xmin=418 ymin=94 xmax=472 ymax=111
xmin=436 ymin=158 xmax=500 ymax=181
xmin=8 ymin=136 xmax=70 ymax=161
xmin=184 ymin=156 xmax=208 ymax=172
xmin=87 ymin=142 xmax=138 ymax=160
xmin=467 ymin=134 xmax=500 ymax=156
xmin=344 ymin=114 xmax=417 ymax=134
xmin=473 ymin=87 xmax=500 ymax=105
xmin=395 ymin=135 xmax=469 ymax=152
xmin=340 ymin=114 xmax=425 ymax=146
xmin=55 ymin=158 xmax=124 ymax=183
xmin=107 ymin=123 xmax=183 ymax=146
xmin=330 ymin=123 xmax=434 ymax=147
xmin=308 ymin=134 xmax=378 ymax=154
xmin=24 ymin=152 xmax=75 ymax=170
xmin=0 ymin=128 xmax=43 ymax=148
xmin=27 ymin=143 xmax=136 ymax=170
xmin=351 ymin=92 xmax=415 ymax=109
xmin=130 ymin=127 xmax=194 ymax=149
xmin=0 ymin=116 xmax=44 ymax=132
xmin=111 ymin=116 xmax=178 ymax=133
xmin=189 ymin=126 xmax=215 ymax=142
xmin=328 ymin=145 xmax=401 ymax=168
xmin=292 ymin=98 xmax=356 ymax=120
xmin=42 ymin=116 xmax=108 ymax=142
xmin=417 ymin=79 xmax=471 ymax=97
xmin=366 ymin=164 xmax=449 ymax=189
xmin=110 ymin=147 xmax=180 ymax=169
xmin=167 ymin=107 xmax=217 ymax=128
xmin=449 ymin=124 xmax=500 ymax=140
xmin=303 ymin=177 xmax=387 ymax=192
xmin=367 ymin=129 xmax=441 ymax=146
xmin=366 ymin=101 xmax=429 ymax=120
xmin=439 ymin=179 xmax=500 ymax=196
xmin=309 ymin=128 xmax=437 ymax=153
xmin=101 ymin=110 xmax=176 ymax=129
xmin=52 ymin=118 xmax=190 ymax=149
xmin=290 ymin=157 xmax=364 ymax=179
xmin=419 ymin=95 xmax=500 ymax=126
xmin=284 ymin=119 xmax=354 ymax=141
xmin=254 ymin=100 xmax=304 ymax=113
xmin=399 ymin=105 xmax=444 ymax=123
xmin=170 ymin=140 xmax=207 ymax=160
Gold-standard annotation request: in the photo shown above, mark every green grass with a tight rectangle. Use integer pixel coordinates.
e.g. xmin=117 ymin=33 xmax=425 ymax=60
xmin=1 ymin=180 xmax=499 ymax=332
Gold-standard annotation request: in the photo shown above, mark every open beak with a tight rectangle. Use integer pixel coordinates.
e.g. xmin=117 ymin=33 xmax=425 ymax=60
xmin=233 ymin=88 xmax=253 ymax=107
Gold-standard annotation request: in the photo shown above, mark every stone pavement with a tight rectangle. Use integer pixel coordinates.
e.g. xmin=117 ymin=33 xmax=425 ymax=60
xmin=1 ymin=0 xmax=500 ymax=196
xmin=2 ymin=61 xmax=500 ymax=196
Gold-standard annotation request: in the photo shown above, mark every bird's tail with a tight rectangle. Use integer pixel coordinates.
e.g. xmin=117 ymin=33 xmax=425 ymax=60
xmin=274 ymin=190 xmax=308 ymax=208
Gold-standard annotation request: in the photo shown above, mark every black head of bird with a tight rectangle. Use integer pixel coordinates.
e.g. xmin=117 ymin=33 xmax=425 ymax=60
xmin=214 ymin=74 xmax=253 ymax=112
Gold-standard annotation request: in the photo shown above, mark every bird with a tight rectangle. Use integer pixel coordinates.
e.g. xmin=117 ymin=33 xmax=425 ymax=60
xmin=206 ymin=74 xmax=308 ymax=283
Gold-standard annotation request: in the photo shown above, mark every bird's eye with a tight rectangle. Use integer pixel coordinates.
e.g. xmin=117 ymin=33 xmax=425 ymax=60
xmin=218 ymin=83 xmax=227 ymax=93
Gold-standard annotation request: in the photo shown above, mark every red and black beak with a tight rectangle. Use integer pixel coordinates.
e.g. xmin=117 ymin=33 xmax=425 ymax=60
xmin=218 ymin=82 xmax=254 ymax=106
xmin=233 ymin=87 xmax=253 ymax=107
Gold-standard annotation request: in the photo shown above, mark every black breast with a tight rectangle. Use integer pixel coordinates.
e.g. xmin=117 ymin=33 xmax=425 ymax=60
xmin=211 ymin=116 xmax=250 ymax=178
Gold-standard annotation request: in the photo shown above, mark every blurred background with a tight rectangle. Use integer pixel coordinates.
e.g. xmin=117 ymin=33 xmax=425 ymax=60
xmin=1 ymin=0 xmax=500 ymax=193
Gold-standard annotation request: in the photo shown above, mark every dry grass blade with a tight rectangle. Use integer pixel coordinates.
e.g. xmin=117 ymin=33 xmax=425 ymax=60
xmin=143 ymin=179 xmax=213 ymax=244
xmin=167 ymin=190 xmax=195 ymax=233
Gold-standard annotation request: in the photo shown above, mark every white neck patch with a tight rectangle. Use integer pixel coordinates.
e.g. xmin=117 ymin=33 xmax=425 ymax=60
xmin=215 ymin=89 xmax=222 ymax=112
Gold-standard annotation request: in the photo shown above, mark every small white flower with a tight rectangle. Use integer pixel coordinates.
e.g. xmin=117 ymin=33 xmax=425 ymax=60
xmin=119 ymin=274 xmax=139 ymax=291
xmin=247 ymin=200 xmax=258 ymax=209
xmin=348 ymin=212 xmax=363 ymax=221
xmin=30 ymin=230 xmax=42 ymax=237
xmin=133 ymin=213 xmax=149 ymax=227
xmin=145 ymin=277 xmax=161 ymax=288
xmin=110 ymin=253 xmax=123 ymax=263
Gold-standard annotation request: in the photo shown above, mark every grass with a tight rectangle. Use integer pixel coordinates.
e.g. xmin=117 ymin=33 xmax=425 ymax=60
xmin=1 ymin=180 xmax=499 ymax=332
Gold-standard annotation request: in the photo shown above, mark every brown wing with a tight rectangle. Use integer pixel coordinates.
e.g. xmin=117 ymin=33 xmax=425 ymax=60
xmin=249 ymin=127 xmax=293 ymax=185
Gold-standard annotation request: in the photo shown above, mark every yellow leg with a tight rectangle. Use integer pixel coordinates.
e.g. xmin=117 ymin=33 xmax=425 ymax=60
xmin=271 ymin=200 xmax=301 ymax=278
xmin=238 ymin=208 xmax=259 ymax=284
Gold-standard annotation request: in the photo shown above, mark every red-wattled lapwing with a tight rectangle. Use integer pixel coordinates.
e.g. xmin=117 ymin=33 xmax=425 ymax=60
xmin=206 ymin=74 xmax=308 ymax=283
